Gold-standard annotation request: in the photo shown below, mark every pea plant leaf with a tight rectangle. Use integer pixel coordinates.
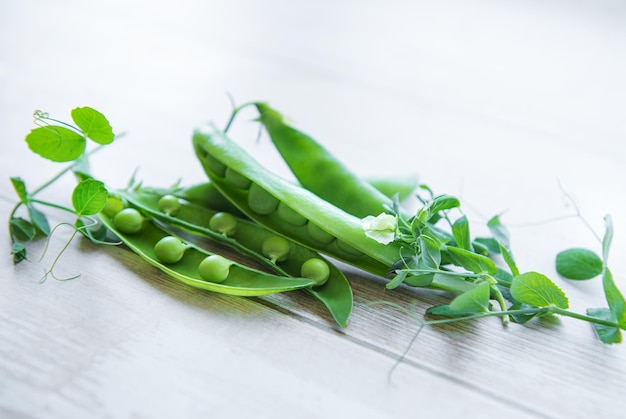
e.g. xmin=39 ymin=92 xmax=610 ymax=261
xmin=11 ymin=242 xmax=27 ymax=263
xmin=487 ymin=215 xmax=519 ymax=276
xmin=452 ymin=215 xmax=472 ymax=251
xmin=419 ymin=234 xmax=442 ymax=269
xmin=27 ymin=204 xmax=50 ymax=235
xmin=25 ymin=126 xmax=86 ymax=162
xmin=449 ymin=281 xmax=491 ymax=313
xmin=10 ymin=177 xmax=28 ymax=203
xmin=72 ymin=179 xmax=108 ymax=217
xmin=426 ymin=304 xmax=475 ymax=317
xmin=71 ymin=107 xmax=115 ymax=145
xmin=510 ymin=272 xmax=569 ymax=309
xmin=9 ymin=217 xmax=36 ymax=242
xmin=586 ymin=307 xmax=622 ymax=344
xmin=602 ymin=269 xmax=626 ymax=329
xmin=556 ymin=248 xmax=603 ymax=280
xmin=445 ymin=246 xmax=498 ymax=275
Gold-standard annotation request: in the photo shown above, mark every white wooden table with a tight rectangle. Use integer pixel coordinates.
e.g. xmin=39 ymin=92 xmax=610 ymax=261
xmin=2 ymin=1 xmax=625 ymax=418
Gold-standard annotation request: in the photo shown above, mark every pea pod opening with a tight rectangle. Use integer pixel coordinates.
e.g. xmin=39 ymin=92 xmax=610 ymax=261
xmin=99 ymin=208 xmax=317 ymax=297
xmin=115 ymin=187 xmax=353 ymax=326
xmin=193 ymin=122 xmax=403 ymax=277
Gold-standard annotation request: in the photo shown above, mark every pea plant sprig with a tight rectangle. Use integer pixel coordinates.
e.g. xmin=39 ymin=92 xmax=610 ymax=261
xmin=8 ymin=107 xmax=116 ymax=279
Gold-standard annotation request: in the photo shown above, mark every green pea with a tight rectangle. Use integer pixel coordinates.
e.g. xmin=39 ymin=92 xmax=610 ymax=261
xmin=262 ymin=235 xmax=290 ymax=263
xmin=113 ymin=208 xmax=144 ymax=234
xmin=209 ymin=212 xmax=237 ymax=236
xmin=154 ymin=236 xmax=187 ymax=264
xmin=336 ymin=240 xmax=363 ymax=256
xmin=225 ymin=167 xmax=252 ymax=189
xmin=158 ymin=194 xmax=181 ymax=216
xmin=300 ymin=258 xmax=330 ymax=286
xmin=198 ymin=254 xmax=232 ymax=283
xmin=307 ymin=222 xmax=335 ymax=245
xmin=102 ymin=196 xmax=126 ymax=218
xmin=248 ymin=183 xmax=279 ymax=214
xmin=203 ymin=153 xmax=227 ymax=176
xmin=276 ymin=202 xmax=307 ymax=226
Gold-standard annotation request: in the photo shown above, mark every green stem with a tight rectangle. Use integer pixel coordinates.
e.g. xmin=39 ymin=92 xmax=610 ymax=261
xmin=223 ymin=102 xmax=255 ymax=133
xmin=551 ymin=307 xmax=621 ymax=329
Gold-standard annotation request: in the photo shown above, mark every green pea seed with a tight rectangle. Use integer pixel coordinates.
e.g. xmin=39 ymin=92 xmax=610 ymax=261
xmin=262 ymin=235 xmax=290 ymax=262
xmin=113 ymin=208 xmax=144 ymax=234
xmin=154 ymin=236 xmax=187 ymax=264
xmin=158 ymin=194 xmax=181 ymax=216
xmin=336 ymin=240 xmax=363 ymax=256
xmin=276 ymin=202 xmax=307 ymax=226
xmin=225 ymin=167 xmax=252 ymax=189
xmin=102 ymin=196 xmax=126 ymax=218
xmin=300 ymin=258 xmax=330 ymax=286
xmin=209 ymin=212 xmax=237 ymax=236
xmin=248 ymin=183 xmax=279 ymax=214
xmin=307 ymin=223 xmax=335 ymax=245
xmin=198 ymin=254 xmax=232 ymax=283
xmin=203 ymin=154 xmax=227 ymax=176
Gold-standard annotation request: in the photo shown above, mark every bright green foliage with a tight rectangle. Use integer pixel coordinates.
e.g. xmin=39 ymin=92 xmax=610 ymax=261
xmin=72 ymin=179 xmax=108 ymax=217
xmin=10 ymin=177 xmax=28 ymax=203
xmin=602 ymin=269 xmax=626 ymax=329
xmin=556 ymin=248 xmax=603 ymax=280
xmin=586 ymin=308 xmax=622 ymax=344
xmin=26 ymin=126 xmax=85 ymax=162
xmin=70 ymin=107 xmax=115 ymax=145
xmin=452 ymin=215 xmax=471 ymax=251
xmin=449 ymin=281 xmax=491 ymax=313
xmin=510 ymin=272 xmax=569 ymax=309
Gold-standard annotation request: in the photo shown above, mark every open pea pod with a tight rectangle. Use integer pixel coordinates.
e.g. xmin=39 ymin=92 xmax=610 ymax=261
xmin=98 ymin=210 xmax=317 ymax=297
xmin=116 ymin=187 xmax=353 ymax=327
xmin=192 ymin=122 xmax=403 ymax=277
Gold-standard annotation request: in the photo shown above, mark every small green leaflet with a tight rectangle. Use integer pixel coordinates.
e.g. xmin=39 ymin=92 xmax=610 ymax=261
xmin=27 ymin=204 xmax=50 ymax=235
xmin=71 ymin=107 xmax=115 ymax=145
xmin=510 ymin=272 xmax=569 ymax=309
xmin=72 ymin=179 xmax=108 ymax=216
xmin=446 ymin=246 xmax=498 ymax=275
xmin=419 ymin=234 xmax=442 ymax=269
xmin=10 ymin=177 xmax=28 ymax=203
xmin=556 ymin=248 xmax=603 ymax=280
xmin=11 ymin=242 xmax=27 ymax=263
xmin=9 ymin=217 xmax=36 ymax=242
xmin=602 ymin=269 xmax=626 ymax=329
xmin=449 ymin=281 xmax=491 ymax=313
xmin=452 ymin=215 xmax=472 ymax=251
xmin=25 ymin=126 xmax=86 ymax=162
xmin=487 ymin=215 xmax=519 ymax=276
xmin=602 ymin=215 xmax=613 ymax=264
xmin=586 ymin=307 xmax=622 ymax=344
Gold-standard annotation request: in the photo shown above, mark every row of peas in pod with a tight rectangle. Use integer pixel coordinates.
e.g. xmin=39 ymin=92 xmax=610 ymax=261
xmin=98 ymin=186 xmax=353 ymax=327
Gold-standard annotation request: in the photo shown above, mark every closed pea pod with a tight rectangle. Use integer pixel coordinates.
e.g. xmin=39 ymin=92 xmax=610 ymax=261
xmin=254 ymin=102 xmax=397 ymax=219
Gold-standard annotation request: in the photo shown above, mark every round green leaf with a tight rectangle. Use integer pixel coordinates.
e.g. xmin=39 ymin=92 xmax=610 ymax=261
xmin=72 ymin=179 xmax=108 ymax=216
xmin=71 ymin=107 xmax=115 ymax=145
xmin=25 ymin=126 xmax=85 ymax=162
xmin=556 ymin=248 xmax=603 ymax=280
xmin=510 ymin=272 xmax=569 ymax=309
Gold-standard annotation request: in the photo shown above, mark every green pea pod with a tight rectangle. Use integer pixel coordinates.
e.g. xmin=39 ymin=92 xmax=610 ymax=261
xmin=254 ymin=102 xmax=396 ymax=218
xmin=117 ymin=187 xmax=353 ymax=326
xmin=193 ymin=122 xmax=402 ymax=277
xmin=98 ymin=211 xmax=317 ymax=297
xmin=366 ymin=176 xmax=418 ymax=203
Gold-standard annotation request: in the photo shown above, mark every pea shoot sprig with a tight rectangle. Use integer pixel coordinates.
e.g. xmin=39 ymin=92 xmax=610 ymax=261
xmin=9 ymin=107 xmax=117 ymax=280
xmin=369 ymin=186 xmax=626 ymax=344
